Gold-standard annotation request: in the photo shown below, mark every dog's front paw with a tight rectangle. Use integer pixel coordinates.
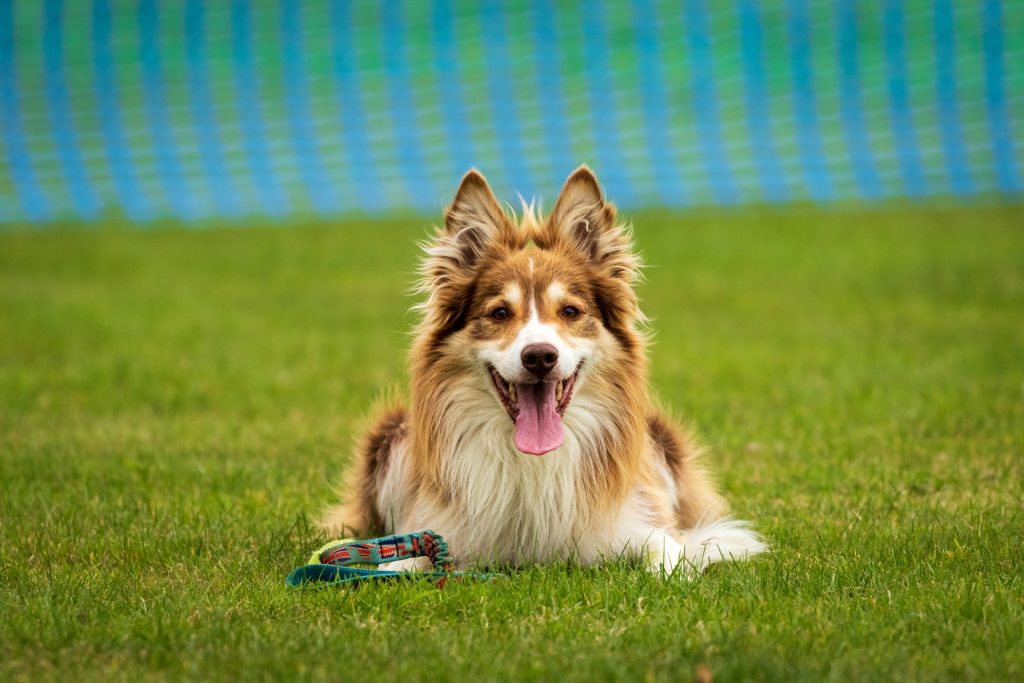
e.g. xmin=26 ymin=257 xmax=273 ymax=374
xmin=640 ymin=519 xmax=767 ymax=578
xmin=379 ymin=556 xmax=434 ymax=573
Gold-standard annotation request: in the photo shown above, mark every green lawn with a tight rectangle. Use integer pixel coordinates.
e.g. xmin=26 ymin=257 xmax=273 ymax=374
xmin=1 ymin=205 xmax=1022 ymax=682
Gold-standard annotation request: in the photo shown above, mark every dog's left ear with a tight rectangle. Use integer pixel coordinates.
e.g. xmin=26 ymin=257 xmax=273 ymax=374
xmin=543 ymin=165 xmax=639 ymax=283
xmin=542 ymin=166 xmax=643 ymax=337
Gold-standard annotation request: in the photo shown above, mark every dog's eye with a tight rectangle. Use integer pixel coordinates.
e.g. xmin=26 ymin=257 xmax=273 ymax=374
xmin=490 ymin=307 xmax=510 ymax=321
xmin=561 ymin=306 xmax=580 ymax=319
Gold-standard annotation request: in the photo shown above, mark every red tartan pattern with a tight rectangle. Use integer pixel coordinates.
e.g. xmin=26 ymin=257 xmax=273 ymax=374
xmin=318 ymin=531 xmax=454 ymax=572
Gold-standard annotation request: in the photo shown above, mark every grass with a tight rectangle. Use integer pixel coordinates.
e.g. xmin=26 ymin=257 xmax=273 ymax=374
xmin=1 ymin=204 xmax=1022 ymax=682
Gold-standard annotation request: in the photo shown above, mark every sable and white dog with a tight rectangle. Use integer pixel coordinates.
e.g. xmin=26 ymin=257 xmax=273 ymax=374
xmin=323 ymin=166 xmax=765 ymax=575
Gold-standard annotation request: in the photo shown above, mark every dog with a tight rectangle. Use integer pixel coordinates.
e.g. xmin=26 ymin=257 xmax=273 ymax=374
xmin=322 ymin=166 xmax=765 ymax=575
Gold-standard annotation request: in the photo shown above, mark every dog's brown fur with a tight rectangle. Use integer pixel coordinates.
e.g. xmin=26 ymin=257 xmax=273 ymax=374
xmin=322 ymin=167 xmax=760 ymax=571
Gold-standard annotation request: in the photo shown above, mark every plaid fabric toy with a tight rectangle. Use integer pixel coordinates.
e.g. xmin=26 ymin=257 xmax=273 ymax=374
xmin=286 ymin=530 xmax=500 ymax=588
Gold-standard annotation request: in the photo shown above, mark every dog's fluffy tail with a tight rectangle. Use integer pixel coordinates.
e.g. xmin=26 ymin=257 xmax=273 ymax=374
xmin=678 ymin=517 xmax=767 ymax=573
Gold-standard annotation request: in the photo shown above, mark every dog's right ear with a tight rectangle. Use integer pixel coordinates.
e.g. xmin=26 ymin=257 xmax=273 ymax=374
xmin=417 ymin=170 xmax=512 ymax=334
xmin=439 ymin=169 xmax=512 ymax=269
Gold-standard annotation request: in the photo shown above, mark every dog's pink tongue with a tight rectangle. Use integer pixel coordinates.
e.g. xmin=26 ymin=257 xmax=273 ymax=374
xmin=514 ymin=381 xmax=564 ymax=455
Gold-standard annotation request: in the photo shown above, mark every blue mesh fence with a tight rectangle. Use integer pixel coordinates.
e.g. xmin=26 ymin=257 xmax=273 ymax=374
xmin=0 ymin=0 xmax=1022 ymax=225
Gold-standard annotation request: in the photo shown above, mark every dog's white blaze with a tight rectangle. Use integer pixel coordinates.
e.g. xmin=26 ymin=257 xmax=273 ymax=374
xmin=480 ymin=303 xmax=584 ymax=383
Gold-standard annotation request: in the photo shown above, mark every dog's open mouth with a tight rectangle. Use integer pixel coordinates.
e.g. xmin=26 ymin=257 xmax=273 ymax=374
xmin=488 ymin=364 xmax=581 ymax=456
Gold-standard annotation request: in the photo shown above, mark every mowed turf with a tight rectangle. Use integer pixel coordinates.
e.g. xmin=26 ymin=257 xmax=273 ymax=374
xmin=1 ymin=204 xmax=1022 ymax=682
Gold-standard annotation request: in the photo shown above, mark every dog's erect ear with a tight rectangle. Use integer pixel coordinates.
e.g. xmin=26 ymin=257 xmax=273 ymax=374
xmin=439 ymin=169 xmax=512 ymax=267
xmin=544 ymin=166 xmax=638 ymax=282
xmin=417 ymin=170 xmax=513 ymax=335
xmin=542 ymin=166 xmax=643 ymax=340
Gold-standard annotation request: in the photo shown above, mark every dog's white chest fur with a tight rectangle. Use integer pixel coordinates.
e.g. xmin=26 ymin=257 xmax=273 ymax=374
xmin=372 ymin=386 xmax=765 ymax=573
xmin=407 ymin=425 xmax=587 ymax=565
xmin=381 ymin=387 xmax=620 ymax=566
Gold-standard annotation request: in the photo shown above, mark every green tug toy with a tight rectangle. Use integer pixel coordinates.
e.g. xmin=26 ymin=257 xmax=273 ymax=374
xmin=286 ymin=530 xmax=501 ymax=588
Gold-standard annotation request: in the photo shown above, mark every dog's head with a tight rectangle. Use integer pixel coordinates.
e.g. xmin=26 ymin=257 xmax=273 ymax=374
xmin=414 ymin=166 xmax=645 ymax=456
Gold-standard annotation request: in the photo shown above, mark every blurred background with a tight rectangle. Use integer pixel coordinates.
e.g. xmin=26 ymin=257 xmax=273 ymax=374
xmin=1 ymin=0 xmax=1021 ymax=225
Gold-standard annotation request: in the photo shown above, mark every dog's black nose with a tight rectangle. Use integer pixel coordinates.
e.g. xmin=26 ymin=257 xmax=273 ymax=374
xmin=521 ymin=344 xmax=558 ymax=379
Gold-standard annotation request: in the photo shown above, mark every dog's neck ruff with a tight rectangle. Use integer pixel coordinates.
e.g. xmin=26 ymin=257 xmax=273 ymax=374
xmin=412 ymin=380 xmax=625 ymax=565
